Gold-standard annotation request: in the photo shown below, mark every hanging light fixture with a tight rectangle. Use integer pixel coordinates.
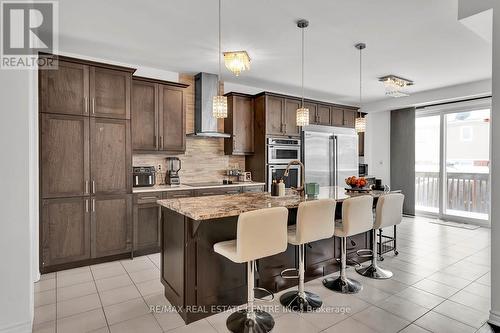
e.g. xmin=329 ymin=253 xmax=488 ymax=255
xmin=355 ymin=43 xmax=366 ymax=133
xmin=223 ymin=51 xmax=251 ymax=76
xmin=212 ymin=0 xmax=228 ymax=119
xmin=296 ymin=19 xmax=309 ymax=127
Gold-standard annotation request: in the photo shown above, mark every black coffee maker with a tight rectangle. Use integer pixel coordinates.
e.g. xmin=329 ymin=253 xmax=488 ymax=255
xmin=165 ymin=157 xmax=181 ymax=185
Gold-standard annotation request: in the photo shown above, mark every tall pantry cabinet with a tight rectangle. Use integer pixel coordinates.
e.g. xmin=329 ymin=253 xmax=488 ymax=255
xmin=39 ymin=54 xmax=134 ymax=272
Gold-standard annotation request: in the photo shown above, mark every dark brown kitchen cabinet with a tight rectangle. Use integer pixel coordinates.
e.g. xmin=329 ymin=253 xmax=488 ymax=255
xmin=41 ymin=197 xmax=91 ymax=268
xmin=224 ymin=93 xmax=255 ymax=155
xmin=266 ymin=95 xmax=285 ymax=136
xmin=284 ymin=99 xmax=300 ymax=136
xmin=343 ymin=109 xmax=357 ymax=127
xmin=39 ymin=54 xmax=136 ymax=273
xmin=303 ymin=102 xmax=318 ymax=124
xmin=90 ymin=118 xmax=132 ymax=195
xmin=92 ymin=194 xmax=132 ymax=258
xmin=40 ymin=61 xmax=90 ymax=116
xmin=261 ymin=94 xmax=301 ymax=137
xmin=133 ymin=193 xmax=162 ymax=255
xmin=330 ymin=107 xmax=344 ymax=127
xmin=131 ymin=77 xmax=188 ymax=153
xmin=40 ymin=113 xmax=90 ymax=198
xmin=39 ymin=54 xmax=134 ymax=119
xmin=131 ymin=80 xmax=158 ymax=151
xmin=159 ymin=84 xmax=186 ymax=152
xmin=89 ymin=67 xmax=131 ymax=119
xmin=315 ymin=104 xmax=331 ymax=125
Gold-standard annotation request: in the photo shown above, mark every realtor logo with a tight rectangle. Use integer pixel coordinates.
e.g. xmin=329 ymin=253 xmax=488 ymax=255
xmin=1 ymin=1 xmax=58 ymax=69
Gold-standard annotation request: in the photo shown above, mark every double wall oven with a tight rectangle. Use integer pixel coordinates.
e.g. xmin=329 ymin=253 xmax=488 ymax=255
xmin=267 ymin=137 xmax=301 ymax=191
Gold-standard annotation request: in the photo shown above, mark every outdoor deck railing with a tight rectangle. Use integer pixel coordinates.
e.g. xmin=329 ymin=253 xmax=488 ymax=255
xmin=415 ymin=171 xmax=490 ymax=214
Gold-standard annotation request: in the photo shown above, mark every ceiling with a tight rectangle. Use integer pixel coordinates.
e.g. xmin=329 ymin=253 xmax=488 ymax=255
xmin=56 ymin=0 xmax=492 ymax=105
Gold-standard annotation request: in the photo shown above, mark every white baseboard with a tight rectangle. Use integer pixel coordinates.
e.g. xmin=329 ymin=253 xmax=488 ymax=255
xmin=0 ymin=320 xmax=32 ymax=333
xmin=488 ymin=310 xmax=500 ymax=328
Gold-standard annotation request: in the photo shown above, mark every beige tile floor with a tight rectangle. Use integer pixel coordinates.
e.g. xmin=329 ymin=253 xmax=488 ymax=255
xmin=33 ymin=216 xmax=494 ymax=333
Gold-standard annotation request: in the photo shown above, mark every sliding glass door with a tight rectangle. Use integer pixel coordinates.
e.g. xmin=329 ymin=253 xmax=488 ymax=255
xmin=415 ymin=102 xmax=491 ymax=225
xmin=415 ymin=115 xmax=441 ymax=213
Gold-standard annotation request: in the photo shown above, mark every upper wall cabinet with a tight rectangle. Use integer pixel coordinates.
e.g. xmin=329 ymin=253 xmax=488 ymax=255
xmin=258 ymin=94 xmax=301 ymax=137
xmin=131 ymin=77 xmax=188 ymax=153
xmin=39 ymin=54 xmax=135 ymax=119
xmin=224 ymin=93 xmax=255 ymax=155
xmin=90 ymin=67 xmax=131 ymax=119
xmin=132 ymin=80 xmax=158 ymax=150
xmin=40 ymin=61 xmax=90 ymax=116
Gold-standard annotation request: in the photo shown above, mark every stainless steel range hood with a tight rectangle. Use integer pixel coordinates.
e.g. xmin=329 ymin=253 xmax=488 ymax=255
xmin=187 ymin=72 xmax=230 ymax=138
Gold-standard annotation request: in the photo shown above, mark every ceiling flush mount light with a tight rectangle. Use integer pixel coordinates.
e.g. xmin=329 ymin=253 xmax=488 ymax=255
xmin=223 ymin=51 xmax=251 ymax=76
xmin=212 ymin=0 xmax=227 ymax=119
xmin=379 ymin=75 xmax=414 ymax=98
xmin=296 ymin=19 xmax=309 ymax=127
xmin=355 ymin=43 xmax=366 ymax=133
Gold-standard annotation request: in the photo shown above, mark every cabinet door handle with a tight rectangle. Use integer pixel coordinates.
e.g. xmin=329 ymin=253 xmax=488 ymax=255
xmin=85 ymin=199 xmax=89 ymax=213
xmin=85 ymin=180 xmax=89 ymax=194
xmin=84 ymin=97 xmax=88 ymax=114
xmin=140 ymin=196 xmax=160 ymax=201
xmin=159 ymin=136 xmax=163 ymax=149
xmin=92 ymin=198 xmax=96 ymax=212
xmin=92 ymin=98 xmax=95 ymax=115
xmin=92 ymin=180 xmax=96 ymax=194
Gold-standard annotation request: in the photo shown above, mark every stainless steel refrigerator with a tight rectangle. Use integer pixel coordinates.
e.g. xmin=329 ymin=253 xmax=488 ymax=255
xmin=302 ymin=125 xmax=359 ymax=187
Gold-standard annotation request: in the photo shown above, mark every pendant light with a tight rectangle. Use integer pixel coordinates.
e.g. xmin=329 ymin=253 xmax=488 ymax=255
xmin=355 ymin=43 xmax=366 ymax=133
xmin=212 ymin=0 xmax=228 ymax=119
xmin=296 ymin=19 xmax=309 ymax=127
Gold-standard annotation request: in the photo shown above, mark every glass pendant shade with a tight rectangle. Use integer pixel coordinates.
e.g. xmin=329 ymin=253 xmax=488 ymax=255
xmin=223 ymin=51 xmax=250 ymax=76
xmin=296 ymin=107 xmax=309 ymax=126
xmin=355 ymin=116 xmax=366 ymax=133
xmin=212 ymin=95 xmax=228 ymax=118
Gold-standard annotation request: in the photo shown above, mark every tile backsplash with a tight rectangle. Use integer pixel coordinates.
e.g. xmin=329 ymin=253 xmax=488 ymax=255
xmin=133 ymin=138 xmax=245 ymax=185
xmin=132 ymin=73 xmax=245 ymax=185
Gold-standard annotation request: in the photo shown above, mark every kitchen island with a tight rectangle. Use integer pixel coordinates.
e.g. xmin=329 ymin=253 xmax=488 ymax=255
xmin=157 ymin=187 xmax=393 ymax=323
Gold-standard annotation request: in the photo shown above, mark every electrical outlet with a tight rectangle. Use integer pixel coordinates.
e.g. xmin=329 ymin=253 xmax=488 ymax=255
xmin=158 ymin=164 xmax=162 ymax=171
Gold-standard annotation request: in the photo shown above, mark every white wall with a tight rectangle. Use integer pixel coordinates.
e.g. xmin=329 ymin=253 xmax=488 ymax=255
xmin=365 ymin=111 xmax=391 ymax=186
xmin=0 ymin=70 xmax=34 ymax=332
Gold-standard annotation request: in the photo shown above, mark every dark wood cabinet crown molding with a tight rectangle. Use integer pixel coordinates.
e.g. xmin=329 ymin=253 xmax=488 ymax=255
xmin=39 ymin=52 xmax=136 ymax=73
xmin=133 ymin=76 xmax=189 ymax=88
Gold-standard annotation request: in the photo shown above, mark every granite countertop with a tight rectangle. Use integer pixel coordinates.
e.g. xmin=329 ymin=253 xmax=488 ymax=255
xmin=133 ymin=182 xmax=266 ymax=193
xmin=157 ymin=186 xmax=396 ymax=221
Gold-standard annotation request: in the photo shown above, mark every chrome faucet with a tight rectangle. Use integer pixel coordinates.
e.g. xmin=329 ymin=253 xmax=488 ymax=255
xmin=284 ymin=160 xmax=305 ymax=197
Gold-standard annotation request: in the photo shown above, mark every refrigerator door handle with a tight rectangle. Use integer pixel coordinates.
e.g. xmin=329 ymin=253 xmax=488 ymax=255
xmin=329 ymin=135 xmax=334 ymax=186
xmin=334 ymin=135 xmax=339 ymax=187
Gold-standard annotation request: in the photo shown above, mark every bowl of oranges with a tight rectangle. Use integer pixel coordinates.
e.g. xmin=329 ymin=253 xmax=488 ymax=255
xmin=345 ymin=176 xmax=371 ymax=192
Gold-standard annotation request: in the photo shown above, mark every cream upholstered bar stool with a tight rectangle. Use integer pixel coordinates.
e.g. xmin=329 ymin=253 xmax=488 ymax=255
xmin=356 ymin=193 xmax=405 ymax=279
xmin=280 ymin=199 xmax=336 ymax=312
xmin=214 ymin=207 xmax=289 ymax=333
xmin=323 ymin=195 xmax=374 ymax=294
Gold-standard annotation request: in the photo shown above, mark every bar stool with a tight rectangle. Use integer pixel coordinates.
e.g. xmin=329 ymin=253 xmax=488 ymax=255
xmin=214 ymin=207 xmax=289 ymax=333
xmin=356 ymin=193 xmax=405 ymax=279
xmin=280 ymin=199 xmax=337 ymax=312
xmin=323 ymin=195 xmax=374 ymax=294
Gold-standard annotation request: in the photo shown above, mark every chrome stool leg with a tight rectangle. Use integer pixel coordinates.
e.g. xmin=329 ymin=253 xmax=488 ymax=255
xmin=226 ymin=260 xmax=274 ymax=333
xmin=280 ymin=244 xmax=322 ymax=312
xmin=323 ymin=237 xmax=362 ymax=294
xmin=356 ymin=230 xmax=393 ymax=279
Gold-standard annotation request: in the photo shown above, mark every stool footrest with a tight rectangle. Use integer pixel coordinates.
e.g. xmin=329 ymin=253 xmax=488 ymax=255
xmin=254 ymin=287 xmax=274 ymax=302
xmin=280 ymin=268 xmax=299 ymax=279
xmin=356 ymin=249 xmax=373 ymax=258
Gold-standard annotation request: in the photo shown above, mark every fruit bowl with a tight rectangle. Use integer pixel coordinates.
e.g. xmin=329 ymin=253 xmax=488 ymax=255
xmin=345 ymin=176 xmax=371 ymax=192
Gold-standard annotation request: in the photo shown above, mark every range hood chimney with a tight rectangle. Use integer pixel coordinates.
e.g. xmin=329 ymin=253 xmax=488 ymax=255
xmin=187 ymin=72 xmax=230 ymax=138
